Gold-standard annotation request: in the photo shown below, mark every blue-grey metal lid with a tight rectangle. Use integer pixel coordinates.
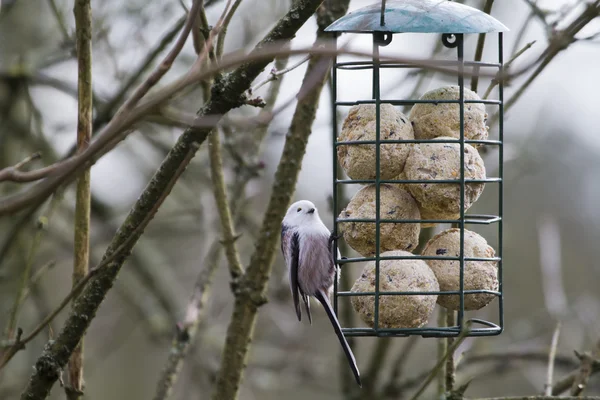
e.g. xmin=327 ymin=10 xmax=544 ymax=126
xmin=324 ymin=0 xmax=508 ymax=34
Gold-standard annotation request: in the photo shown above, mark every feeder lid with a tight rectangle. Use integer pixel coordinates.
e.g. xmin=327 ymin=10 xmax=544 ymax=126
xmin=325 ymin=0 xmax=508 ymax=34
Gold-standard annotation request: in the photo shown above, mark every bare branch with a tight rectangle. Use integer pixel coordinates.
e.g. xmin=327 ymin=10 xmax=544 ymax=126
xmin=446 ymin=311 xmax=457 ymax=392
xmin=215 ymin=0 xmax=243 ymax=58
xmin=408 ymin=323 xmax=472 ymax=400
xmin=544 ymin=322 xmax=561 ymax=395
xmin=66 ymin=0 xmax=93 ymax=397
xmin=0 ymin=193 xmax=63 ymax=370
xmin=571 ymin=341 xmax=600 ymax=396
xmin=94 ymin=16 xmax=187 ymax=127
xmin=471 ymin=0 xmax=495 ymax=93
xmin=250 ymin=54 xmax=311 ymax=94
xmin=209 ymin=129 xmax=244 ymax=280
xmin=552 ymin=340 xmax=600 ymax=395
xmin=483 ymin=41 xmax=536 ymax=100
xmin=0 ymin=153 xmax=47 ymax=183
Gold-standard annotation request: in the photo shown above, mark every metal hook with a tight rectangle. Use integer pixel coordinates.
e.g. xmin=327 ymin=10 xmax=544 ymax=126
xmin=373 ymin=32 xmax=393 ymax=47
xmin=441 ymin=33 xmax=460 ymax=48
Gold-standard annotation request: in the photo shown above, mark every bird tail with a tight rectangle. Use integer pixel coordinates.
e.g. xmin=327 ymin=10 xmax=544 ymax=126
xmin=315 ymin=289 xmax=362 ymax=387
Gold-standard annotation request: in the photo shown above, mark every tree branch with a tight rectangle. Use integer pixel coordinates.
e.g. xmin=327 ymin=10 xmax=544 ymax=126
xmin=409 ymin=323 xmax=471 ymax=400
xmin=93 ymin=15 xmax=187 ymax=129
xmin=66 ymin=0 xmax=93 ymax=397
xmin=0 ymin=193 xmax=63 ymax=370
xmin=209 ymin=130 xmax=244 ymax=280
xmin=470 ymin=0 xmax=494 ymax=93
xmin=544 ymin=322 xmax=561 ymax=395
xmin=446 ymin=311 xmax=457 ymax=392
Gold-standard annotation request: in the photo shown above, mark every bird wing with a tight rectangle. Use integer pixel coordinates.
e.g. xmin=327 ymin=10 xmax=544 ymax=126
xmin=328 ymin=231 xmax=342 ymax=279
xmin=281 ymin=224 xmax=302 ymax=321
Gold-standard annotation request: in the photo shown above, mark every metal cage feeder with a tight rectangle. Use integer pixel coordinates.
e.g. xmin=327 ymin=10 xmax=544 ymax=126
xmin=326 ymin=0 xmax=508 ymax=338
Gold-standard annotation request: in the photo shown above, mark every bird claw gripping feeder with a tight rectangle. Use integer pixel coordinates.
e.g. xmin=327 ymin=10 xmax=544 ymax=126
xmin=326 ymin=0 xmax=508 ymax=338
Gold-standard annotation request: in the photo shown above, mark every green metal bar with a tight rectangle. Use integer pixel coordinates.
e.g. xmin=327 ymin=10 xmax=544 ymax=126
xmin=339 ymin=255 xmax=501 ymax=263
xmin=457 ymin=33 xmax=466 ymax=329
xmin=498 ymin=31 xmax=505 ymax=333
xmin=332 ymin=34 xmax=340 ymax=318
xmin=335 ymin=99 xmax=502 ymax=105
xmin=335 ymin=217 xmax=501 ymax=225
xmin=335 ymin=60 xmax=501 ymax=68
xmin=373 ymin=34 xmax=382 ymax=333
xmin=337 ymin=289 xmax=501 ymax=296
xmin=335 ymin=138 xmax=502 ymax=145
xmin=337 ymin=178 xmax=501 ymax=184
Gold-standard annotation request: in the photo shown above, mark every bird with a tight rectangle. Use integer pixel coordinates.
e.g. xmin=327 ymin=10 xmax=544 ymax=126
xmin=281 ymin=200 xmax=361 ymax=387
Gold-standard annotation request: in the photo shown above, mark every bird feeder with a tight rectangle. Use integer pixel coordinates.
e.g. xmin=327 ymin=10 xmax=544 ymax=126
xmin=326 ymin=0 xmax=508 ymax=338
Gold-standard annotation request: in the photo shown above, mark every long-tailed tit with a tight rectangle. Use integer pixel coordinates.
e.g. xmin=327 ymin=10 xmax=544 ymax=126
xmin=281 ymin=200 xmax=361 ymax=387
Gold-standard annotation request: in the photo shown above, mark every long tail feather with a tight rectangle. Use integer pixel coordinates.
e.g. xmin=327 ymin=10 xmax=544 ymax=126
xmin=315 ymin=289 xmax=361 ymax=387
xmin=301 ymin=293 xmax=312 ymax=325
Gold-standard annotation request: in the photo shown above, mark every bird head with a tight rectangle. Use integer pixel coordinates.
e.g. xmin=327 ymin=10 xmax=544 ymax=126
xmin=283 ymin=200 xmax=320 ymax=227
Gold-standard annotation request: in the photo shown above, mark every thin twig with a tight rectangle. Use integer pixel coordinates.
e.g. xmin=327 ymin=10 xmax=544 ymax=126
xmin=471 ymin=0 xmax=494 ymax=93
xmin=544 ymin=322 xmax=561 ymax=395
xmin=522 ymin=0 xmax=552 ymax=29
xmin=438 ymin=308 xmax=448 ymax=396
xmin=18 ymin=261 xmax=57 ymax=306
xmin=215 ymin=0 xmax=243 ymax=58
xmin=464 ymin=350 xmax=578 ymax=369
xmin=94 ymin=16 xmax=187 ymax=128
xmin=571 ymin=341 xmax=600 ymax=396
xmin=510 ymin=12 xmax=535 ymax=56
xmin=0 ymin=153 xmax=45 ymax=182
xmin=552 ymin=340 xmax=600 ymax=395
xmin=112 ymin=0 xmax=204 ymax=122
xmin=537 ymin=215 xmax=568 ymax=317
xmin=66 ymin=0 xmax=93 ymax=397
xmin=483 ymin=41 xmax=536 ymax=99
xmin=490 ymin=1 xmax=600 ymax=123
xmin=250 ymin=55 xmax=311 ymax=94
xmin=209 ymin=130 xmax=244 ymax=280
xmin=0 ymin=194 xmax=62 ymax=370
xmin=2 ymin=194 xmax=62 ymax=340
xmin=409 ymin=323 xmax=472 ymax=400
xmin=381 ymin=336 xmax=419 ymax=397
xmin=364 ymin=338 xmax=392 ymax=391
xmin=47 ymin=0 xmax=71 ymax=42
xmin=446 ymin=310 xmax=456 ymax=392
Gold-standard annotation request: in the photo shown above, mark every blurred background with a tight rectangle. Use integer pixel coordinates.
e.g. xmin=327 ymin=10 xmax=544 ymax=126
xmin=1 ymin=0 xmax=599 ymax=398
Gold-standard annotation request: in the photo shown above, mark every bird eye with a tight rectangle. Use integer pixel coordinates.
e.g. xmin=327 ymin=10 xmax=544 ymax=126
xmin=297 ymin=208 xmax=302 ymax=212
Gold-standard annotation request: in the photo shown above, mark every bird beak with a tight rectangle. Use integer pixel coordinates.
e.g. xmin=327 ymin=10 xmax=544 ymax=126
xmin=308 ymin=208 xmax=315 ymax=214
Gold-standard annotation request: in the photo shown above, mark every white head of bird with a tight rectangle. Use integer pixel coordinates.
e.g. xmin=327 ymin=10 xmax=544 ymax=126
xmin=283 ymin=200 xmax=323 ymax=227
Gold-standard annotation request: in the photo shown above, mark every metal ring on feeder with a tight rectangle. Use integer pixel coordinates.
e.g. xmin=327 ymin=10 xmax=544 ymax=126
xmin=442 ymin=33 xmax=460 ymax=48
xmin=373 ymin=32 xmax=393 ymax=46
